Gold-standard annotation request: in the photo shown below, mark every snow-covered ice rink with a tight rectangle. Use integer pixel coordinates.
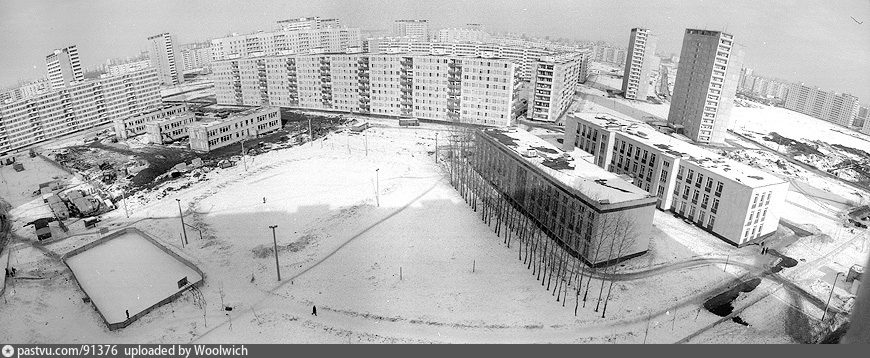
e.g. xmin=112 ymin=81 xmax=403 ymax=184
xmin=65 ymin=231 xmax=202 ymax=324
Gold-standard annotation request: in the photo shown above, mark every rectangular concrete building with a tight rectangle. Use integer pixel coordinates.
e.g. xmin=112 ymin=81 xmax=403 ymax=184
xmin=667 ymin=29 xmax=743 ymax=145
xmin=187 ymin=106 xmax=280 ymax=152
xmin=214 ymin=52 xmax=523 ymax=127
xmin=622 ymin=28 xmax=658 ymax=101
xmin=565 ymin=113 xmax=789 ymax=246
xmin=147 ymin=33 xmax=184 ymax=86
xmin=113 ymin=103 xmax=189 ymax=140
xmin=474 ymin=127 xmax=656 ymax=266
xmin=145 ymin=111 xmax=195 ymax=144
xmin=527 ymin=53 xmax=585 ymax=122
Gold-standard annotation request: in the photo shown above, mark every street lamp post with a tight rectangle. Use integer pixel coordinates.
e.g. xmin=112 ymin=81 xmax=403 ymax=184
xmin=308 ymin=118 xmax=313 ymax=147
xmin=435 ymin=132 xmax=438 ymax=162
xmin=176 ymin=198 xmax=189 ymax=245
xmin=375 ymin=168 xmax=380 ymax=207
xmin=269 ymin=225 xmax=281 ymax=281
xmin=822 ymin=272 xmax=844 ymax=321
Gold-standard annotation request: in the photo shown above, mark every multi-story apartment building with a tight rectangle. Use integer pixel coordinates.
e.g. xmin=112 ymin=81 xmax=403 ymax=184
xmin=107 ymin=59 xmax=151 ymax=76
xmin=180 ymin=44 xmax=214 ymax=72
xmin=436 ymin=27 xmax=490 ymax=43
xmin=473 ymin=127 xmax=656 ymax=266
xmin=214 ymin=52 xmax=522 ymax=127
xmin=527 ymin=53 xmax=584 ymax=122
xmin=783 ymin=83 xmax=860 ymax=127
xmin=112 ymin=103 xmax=188 ymax=139
xmin=148 ymin=33 xmax=184 ymax=86
xmin=187 ymin=106 xmax=281 ymax=152
xmin=564 ymin=113 xmax=789 ymax=246
xmin=854 ymin=106 xmax=869 ymax=130
xmin=738 ymin=67 xmax=753 ymax=90
xmin=367 ymin=38 xmax=591 ymax=82
xmin=210 ymin=26 xmax=363 ymax=61
xmin=862 ymin=111 xmax=870 ymax=135
xmin=667 ymin=29 xmax=743 ymax=145
xmin=0 ymin=68 xmax=161 ymax=152
xmin=1 ymin=79 xmax=50 ymax=104
xmin=46 ymin=45 xmax=84 ymax=90
xmin=622 ymin=28 xmax=658 ymax=101
xmin=144 ymin=111 xmax=195 ymax=144
xmin=392 ymin=20 xmax=429 ymax=39
xmin=591 ymin=44 xmax=628 ymax=67
xmin=276 ymin=16 xmax=341 ymax=31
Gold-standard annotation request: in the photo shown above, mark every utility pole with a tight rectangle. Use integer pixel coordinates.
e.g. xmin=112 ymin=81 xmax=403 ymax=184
xmin=308 ymin=118 xmax=313 ymax=147
xmin=176 ymin=198 xmax=188 ymax=245
xmin=435 ymin=132 xmax=438 ymax=162
xmin=822 ymin=272 xmax=843 ymax=321
xmin=365 ymin=130 xmax=368 ymax=157
xmin=269 ymin=225 xmax=281 ymax=281
xmin=375 ymin=168 xmax=380 ymax=207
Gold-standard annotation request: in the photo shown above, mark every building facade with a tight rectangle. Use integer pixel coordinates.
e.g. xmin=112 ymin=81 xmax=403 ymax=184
xmin=436 ymin=27 xmax=490 ymax=43
xmin=591 ymin=44 xmax=628 ymax=67
xmin=367 ymin=38 xmax=590 ymax=82
xmin=113 ymin=103 xmax=188 ymax=139
xmin=622 ymin=28 xmax=658 ymax=101
xmin=392 ymin=20 xmax=429 ymax=39
xmin=180 ymin=44 xmax=214 ymax=72
xmin=107 ymin=59 xmax=151 ymax=76
xmin=667 ymin=29 xmax=743 ymax=145
xmin=210 ymin=27 xmax=362 ymax=61
xmin=144 ymin=111 xmax=195 ymax=144
xmin=0 ymin=68 xmax=161 ymax=152
xmin=276 ymin=16 xmax=341 ymax=31
xmin=527 ymin=53 xmax=585 ymax=122
xmin=46 ymin=45 xmax=84 ymax=90
xmin=564 ymin=113 xmax=789 ymax=246
xmin=148 ymin=33 xmax=184 ymax=86
xmin=473 ymin=127 xmax=656 ymax=266
xmin=783 ymin=83 xmax=860 ymax=127
xmin=213 ymin=53 xmax=522 ymax=127
xmin=187 ymin=106 xmax=281 ymax=152
xmin=1 ymin=79 xmax=50 ymax=104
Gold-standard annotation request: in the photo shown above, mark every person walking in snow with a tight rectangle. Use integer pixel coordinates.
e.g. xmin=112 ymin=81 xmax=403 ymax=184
xmin=263 ymin=197 xmax=266 ymax=204
xmin=312 ymin=305 xmax=317 ymax=316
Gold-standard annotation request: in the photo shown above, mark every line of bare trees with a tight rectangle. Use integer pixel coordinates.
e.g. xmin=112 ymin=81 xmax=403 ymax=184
xmin=440 ymin=128 xmax=638 ymax=318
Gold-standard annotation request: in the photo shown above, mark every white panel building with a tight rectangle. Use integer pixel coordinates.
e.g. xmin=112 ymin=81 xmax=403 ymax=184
xmin=214 ymin=53 xmax=523 ymax=127
xmin=564 ymin=113 xmax=789 ymax=246
xmin=187 ymin=106 xmax=281 ymax=152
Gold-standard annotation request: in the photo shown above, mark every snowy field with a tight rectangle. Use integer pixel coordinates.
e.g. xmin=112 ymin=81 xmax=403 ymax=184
xmin=65 ymin=230 xmax=202 ymax=324
xmin=732 ymin=106 xmax=870 ymax=154
xmin=0 ymin=121 xmax=854 ymax=343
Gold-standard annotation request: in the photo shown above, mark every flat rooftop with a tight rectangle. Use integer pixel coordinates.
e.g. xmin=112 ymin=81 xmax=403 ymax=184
xmin=482 ymin=127 xmax=652 ymax=205
xmin=572 ymin=113 xmax=786 ymax=188
xmin=191 ymin=106 xmax=277 ymax=128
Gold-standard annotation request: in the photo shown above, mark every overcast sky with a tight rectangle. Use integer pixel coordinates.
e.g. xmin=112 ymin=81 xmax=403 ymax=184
xmin=1 ymin=0 xmax=867 ymax=103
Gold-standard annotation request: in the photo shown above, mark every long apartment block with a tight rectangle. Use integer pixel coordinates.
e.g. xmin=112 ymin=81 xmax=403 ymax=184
xmin=527 ymin=53 xmax=586 ymax=122
xmin=473 ymin=127 xmax=656 ymax=266
xmin=783 ymin=83 xmax=859 ymax=127
xmin=564 ymin=113 xmax=789 ymax=246
xmin=367 ymin=38 xmax=591 ymax=82
xmin=210 ymin=27 xmax=362 ymax=61
xmin=187 ymin=106 xmax=281 ymax=152
xmin=213 ymin=53 xmax=523 ymax=127
xmin=0 ymin=68 xmax=161 ymax=153
xmin=113 ymin=103 xmax=188 ymax=140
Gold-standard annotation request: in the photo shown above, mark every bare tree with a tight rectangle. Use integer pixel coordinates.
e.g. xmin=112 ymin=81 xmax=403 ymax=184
xmin=600 ymin=213 xmax=639 ymax=318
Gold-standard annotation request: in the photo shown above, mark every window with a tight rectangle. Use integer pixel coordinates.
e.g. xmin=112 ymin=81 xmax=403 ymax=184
xmin=707 ymin=215 xmax=715 ymax=229
xmin=692 ymin=190 xmax=699 ymax=204
xmin=711 ymin=198 xmax=719 ymax=214
xmin=695 ymin=174 xmax=703 ymax=188
xmin=702 ymin=194 xmax=709 ymax=209
xmin=715 ymin=181 xmax=724 ymax=196
xmin=705 ymin=178 xmax=713 ymax=192
xmin=683 ymin=186 xmax=690 ymax=199
xmin=687 ymin=170 xmax=694 ymax=183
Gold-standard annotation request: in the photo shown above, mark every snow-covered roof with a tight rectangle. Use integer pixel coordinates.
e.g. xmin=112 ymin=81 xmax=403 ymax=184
xmin=481 ymin=127 xmax=652 ymax=205
xmin=573 ymin=113 xmax=786 ymax=188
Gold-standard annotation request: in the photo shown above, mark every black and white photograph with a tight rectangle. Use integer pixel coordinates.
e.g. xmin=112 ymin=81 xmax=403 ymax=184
xmin=0 ymin=0 xmax=868 ymax=348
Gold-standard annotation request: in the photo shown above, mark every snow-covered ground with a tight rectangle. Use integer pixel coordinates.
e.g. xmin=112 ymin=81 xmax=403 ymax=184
xmin=732 ymin=106 xmax=870 ymax=154
xmin=65 ymin=230 xmax=203 ymax=324
xmin=0 ymin=122 xmax=856 ymax=344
